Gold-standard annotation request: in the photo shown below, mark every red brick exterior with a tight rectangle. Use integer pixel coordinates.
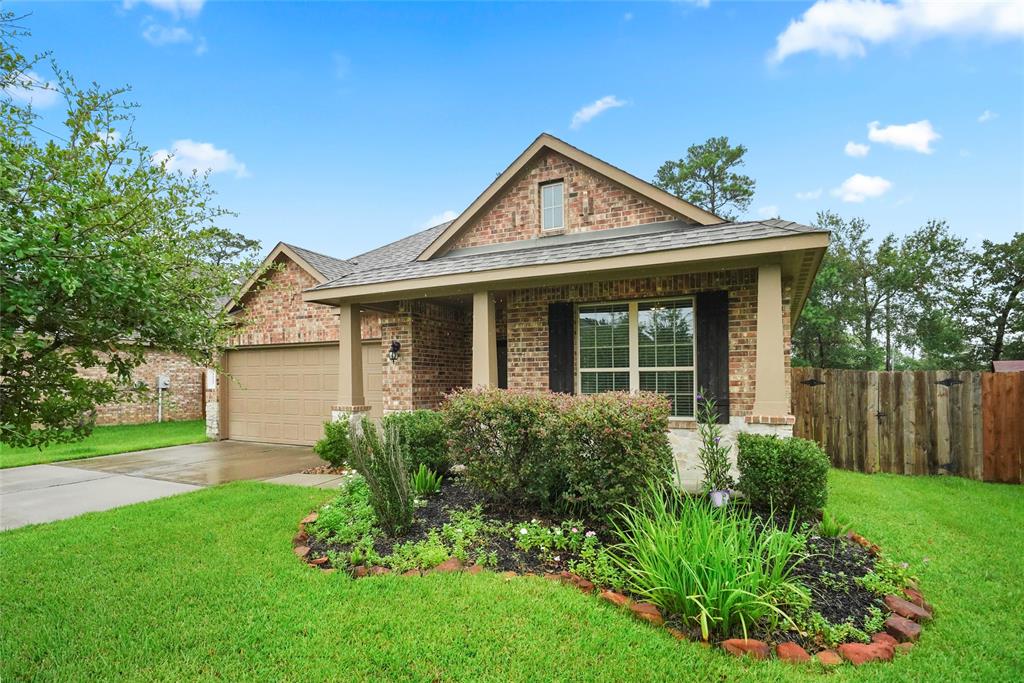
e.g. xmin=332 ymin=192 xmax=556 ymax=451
xmin=503 ymin=269 xmax=792 ymax=418
xmin=381 ymin=301 xmax=472 ymax=411
xmin=449 ymin=150 xmax=686 ymax=250
xmin=80 ymin=350 xmax=205 ymax=426
xmin=230 ymin=255 xmax=380 ymax=347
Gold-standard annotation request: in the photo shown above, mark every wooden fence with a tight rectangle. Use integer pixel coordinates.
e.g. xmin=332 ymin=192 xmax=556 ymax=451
xmin=792 ymin=368 xmax=1023 ymax=484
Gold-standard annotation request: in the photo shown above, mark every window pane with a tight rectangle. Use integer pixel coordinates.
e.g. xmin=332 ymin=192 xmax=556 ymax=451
xmin=638 ymin=299 xmax=694 ymax=369
xmin=542 ymin=182 xmax=564 ymax=230
xmin=640 ymin=370 xmax=695 ymax=417
xmin=581 ymin=371 xmax=629 ymax=395
xmin=578 ymin=304 xmax=628 ymax=369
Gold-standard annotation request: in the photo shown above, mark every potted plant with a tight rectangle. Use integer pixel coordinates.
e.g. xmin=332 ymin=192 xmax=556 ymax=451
xmin=695 ymin=389 xmax=735 ymax=507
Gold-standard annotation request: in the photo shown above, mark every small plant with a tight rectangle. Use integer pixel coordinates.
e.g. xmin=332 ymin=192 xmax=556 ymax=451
xmin=857 ymin=556 xmax=917 ymax=596
xmin=802 ymin=611 xmax=871 ymax=646
xmin=385 ymin=531 xmax=451 ymax=572
xmin=817 ymin=509 xmax=852 ymax=537
xmin=694 ymin=388 xmax=734 ymax=498
xmin=309 ymin=476 xmax=377 ymax=544
xmin=568 ymin=533 xmax=625 ymax=591
xmin=736 ymin=433 xmax=830 ymax=519
xmin=313 ymin=419 xmax=352 ymax=467
xmin=410 ymin=464 xmax=442 ymax=496
xmin=348 ymin=417 xmax=413 ymax=536
xmin=612 ymin=482 xmax=809 ymax=640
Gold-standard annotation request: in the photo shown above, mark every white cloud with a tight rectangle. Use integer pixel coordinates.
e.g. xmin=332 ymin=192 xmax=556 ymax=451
xmin=831 ymin=173 xmax=892 ymax=202
xmin=152 ymin=139 xmax=249 ymax=178
xmin=2 ymin=70 xmax=60 ymax=108
xmin=844 ymin=141 xmax=870 ymax=157
xmin=795 ymin=188 xmax=823 ymax=200
xmin=570 ymin=95 xmax=627 ymax=130
xmin=867 ymin=119 xmax=940 ymax=154
xmin=194 ymin=36 xmax=208 ymax=56
xmin=757 ymin=205 xmax=780 ymax=218
xmin=123 ymin=0 xmax=205 ymax=19
xmin=770 ymin=0 xmax=1024 ymax=64
xmin=422 ymin=210 xmax=458 ymax=228
xmin=978 ymin=109 xmax=998 ymax=123
xmin=142 ymin=23 xmax=193 ymax=46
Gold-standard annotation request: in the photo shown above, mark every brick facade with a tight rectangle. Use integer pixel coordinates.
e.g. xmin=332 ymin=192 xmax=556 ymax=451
xmin=381 ymin=301 xmax=472 ymax=412
xmin=504 ymin=268 xmax=792 ymax=419
xmin=449 ymin=150 xmax=685 ymax=250
xmin=230 ymin=255 xmax=380 ymax=347
xmin=80 ymin=350 xmax=205 ymax=426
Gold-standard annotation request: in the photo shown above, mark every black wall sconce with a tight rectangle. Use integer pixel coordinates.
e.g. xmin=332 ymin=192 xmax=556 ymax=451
xmin=388 ymin=339 xmax=401 ymax=363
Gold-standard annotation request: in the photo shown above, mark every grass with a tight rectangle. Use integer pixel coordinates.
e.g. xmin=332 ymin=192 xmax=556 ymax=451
xmin=0 ymin=419 xmax=208 ymax=469
xmin=1 ymin=471 xmax=1021 ymax=681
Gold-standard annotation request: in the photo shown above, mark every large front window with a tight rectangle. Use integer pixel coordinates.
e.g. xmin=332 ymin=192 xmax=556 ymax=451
xmin=577 ymin=298 xmax=696 ymax=417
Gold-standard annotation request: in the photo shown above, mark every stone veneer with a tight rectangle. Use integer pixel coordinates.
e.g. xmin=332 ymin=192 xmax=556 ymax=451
xmin=449 ymin=150 xmax=686 ymax=250
xmin=79 ymin=349 xmax=205 ymax=426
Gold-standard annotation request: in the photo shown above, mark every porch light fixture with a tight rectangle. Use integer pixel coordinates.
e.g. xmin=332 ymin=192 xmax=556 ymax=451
xmin=388 ymin=339 xmax=401 ymax=363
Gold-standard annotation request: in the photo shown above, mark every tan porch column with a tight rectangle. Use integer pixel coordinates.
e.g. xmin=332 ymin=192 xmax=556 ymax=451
xmin=336 ymin=302 xmax=366 ymax=411
xmin=752 ymin=263 xmax=789 ymax=417
xmin=472 ymin=290 xmax=498 ymax=387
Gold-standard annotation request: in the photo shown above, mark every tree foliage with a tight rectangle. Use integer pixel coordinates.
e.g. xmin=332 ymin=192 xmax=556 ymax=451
xmin=653 ymin=136 xmax=755 ymax=221
xmin=1 ymin=14 xmax=260 ymax=447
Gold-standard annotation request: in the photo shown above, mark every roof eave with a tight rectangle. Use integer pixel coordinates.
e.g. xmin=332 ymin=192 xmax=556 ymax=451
xmin=221 ymin=242 xmax=330 ymax=315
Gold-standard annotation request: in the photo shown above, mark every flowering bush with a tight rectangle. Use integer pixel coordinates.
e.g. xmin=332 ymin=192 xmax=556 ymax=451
xmin=443 ymin=388 xmax=673 ymax=517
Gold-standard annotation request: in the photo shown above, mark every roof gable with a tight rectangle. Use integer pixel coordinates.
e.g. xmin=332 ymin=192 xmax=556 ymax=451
xmin=416 ymin=133 xmax=722 ymax=261
xmin=225 ymin=242 xmax=348 ymax=312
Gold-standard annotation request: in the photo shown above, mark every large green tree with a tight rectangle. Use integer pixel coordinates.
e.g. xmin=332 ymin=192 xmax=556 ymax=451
xmin=1 ymin=15 xmax=259 ymax=447
xmin=965 ymin=233 xmax=1024 ymax=366
xmin=653 ymin=136 xmax=755 ymax=221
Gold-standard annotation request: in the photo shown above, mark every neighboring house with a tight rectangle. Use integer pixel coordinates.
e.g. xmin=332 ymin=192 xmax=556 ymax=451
xmin=210 ymin=134 xmax=828 ymax=482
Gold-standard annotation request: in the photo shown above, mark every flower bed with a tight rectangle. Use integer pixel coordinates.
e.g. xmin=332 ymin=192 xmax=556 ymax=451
xmin=291 ymin=472 xmax=932 ymax=667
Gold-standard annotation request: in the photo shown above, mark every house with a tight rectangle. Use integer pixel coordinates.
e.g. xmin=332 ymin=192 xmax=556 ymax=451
xmin=209 ymin=134 xmax=828 ymax=483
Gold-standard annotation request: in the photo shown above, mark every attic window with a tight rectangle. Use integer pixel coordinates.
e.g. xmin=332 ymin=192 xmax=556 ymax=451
xmin=541 ymin=181 xmax=564 ymax=231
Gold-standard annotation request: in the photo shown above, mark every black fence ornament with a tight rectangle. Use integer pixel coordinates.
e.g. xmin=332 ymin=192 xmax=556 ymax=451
xmin=800 ymin=378 xmax=826 ymax=387
xmin=936 ymin=377 xmax=964 ymax=387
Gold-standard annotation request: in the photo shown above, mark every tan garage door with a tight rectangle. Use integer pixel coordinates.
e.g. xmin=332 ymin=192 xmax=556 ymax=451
xmin=224 ymin=342 xmax=382 ymax=446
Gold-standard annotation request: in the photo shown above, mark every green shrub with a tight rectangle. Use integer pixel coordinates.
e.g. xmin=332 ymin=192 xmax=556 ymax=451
xmin=382 ymin=409 xmax=451 ymax=474
xmin=348 ymin=418 xmax=413 ymax=535
xmin=443 ymin=388 xmax=562 ymax=508
xmin=612 ymin=483 xmax=809 ymax=640
xmin=736 ymin=433 xmax=829 ymax=519
xmin=410 ymin=463 xmax=442 ymax=496
xmin=558 ymin=392 xmax=673 ymax=519
xmin=308 ymin=476 xmax=376 ymax=544
xmin=313 ymin=419 xmax=351 ymax=467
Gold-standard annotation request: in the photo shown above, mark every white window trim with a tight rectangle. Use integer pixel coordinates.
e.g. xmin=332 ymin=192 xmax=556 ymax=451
xmin=541 ymin=181 xmax=564 ymax=231
xmin=574 ymin=297 xmax=697 ymax=417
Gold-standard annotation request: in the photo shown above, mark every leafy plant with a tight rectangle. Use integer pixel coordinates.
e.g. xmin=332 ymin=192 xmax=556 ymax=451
xmin=385 ymin=531 xmax=450 ymax=572
xmin=383 ymin=409 xmax=451 ymax=474
xmin=568 ymin=534 xmax=625 ymax=591
xmin=694 ymin=388 xmax=734 ymax=493
xmin=736 ymin=433 xmax=830 ymax=519
xmin=410 ymin=464 xmax=442 ymax=496
xmin=309 ymin=476 xmax=376 ymax=544
xmin=857 ymin=556 xmax=917 ymax=596
xmin=313 ymin=419 xmax=352 ymax=467
xmin=817 ymin=509 xmax=852 ymax=537
xmin=612 ymin=482 xmax=809 ymax=640
xmin=348 ymin=418 xmax=413 ymax=536
xmin=802 ymin=611 xmax=871 ymax=647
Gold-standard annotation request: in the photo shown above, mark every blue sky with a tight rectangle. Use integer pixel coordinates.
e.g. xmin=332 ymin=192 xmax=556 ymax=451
xmin=10 ymin=0 xmax=1024 ymax=259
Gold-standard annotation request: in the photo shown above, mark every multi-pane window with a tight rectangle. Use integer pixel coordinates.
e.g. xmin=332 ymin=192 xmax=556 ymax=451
xmin=577 ymin=304 xmax=630 ymax=394
xmin=541 ymin=182 xmax=564 ymax=230
xmin=577 ymin=298 xmax=696 ymax=418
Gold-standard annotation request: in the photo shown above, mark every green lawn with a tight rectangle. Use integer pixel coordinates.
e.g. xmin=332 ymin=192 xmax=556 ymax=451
xmin=1 ymin=471 xmax=1021 ymax=681
xmin=0 ymin=419 xmax=208 ymax=469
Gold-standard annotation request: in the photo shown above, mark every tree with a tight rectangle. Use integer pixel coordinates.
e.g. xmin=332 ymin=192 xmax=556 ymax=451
xmin=1 ymin=14 xmax=260 ymax=447
xmin=965 ymin=233 xmax=1024 ymax=365
xmin=653 ymin=136 xmax=755 ymax=221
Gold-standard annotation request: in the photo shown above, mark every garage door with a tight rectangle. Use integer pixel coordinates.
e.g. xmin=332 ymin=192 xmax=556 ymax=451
xmin=224 ymin=342 xmax=382 ymax=446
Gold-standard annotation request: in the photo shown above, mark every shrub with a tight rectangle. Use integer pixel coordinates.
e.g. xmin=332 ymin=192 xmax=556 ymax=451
xmin=382 ymin=409 xmax=451 ymax=474
xmin=736 ymin=433 xmax=829 ymax=519
xmin=410 ymin=463 xmax=442 ymax=496
xmin=443 ymin=388 xmax=561 ymax=508
xmin=348 ymin=418 xmax=413 ymax=535
xmin=313 ymin=419 xmax=351 ymax=467
xmin=612 ymin=482 xmax=809 ymax=640
xmin=558 ymin=391 xmax=674 ymax=519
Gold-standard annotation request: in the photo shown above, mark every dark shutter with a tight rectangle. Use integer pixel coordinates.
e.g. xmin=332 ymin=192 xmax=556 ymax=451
xmin=696 ymin=291 xmax=729 ymax=423
xmin=548 ymin=302 xmax=574 ymax=394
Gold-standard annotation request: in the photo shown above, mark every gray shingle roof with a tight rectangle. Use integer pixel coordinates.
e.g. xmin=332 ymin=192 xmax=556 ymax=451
xmin=310 ymin=218 xmax=826 ymax=290
xmin=283 ymin=243 xmax=356 ymax=281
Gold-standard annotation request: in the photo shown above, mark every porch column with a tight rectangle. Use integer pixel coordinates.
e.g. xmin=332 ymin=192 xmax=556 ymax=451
xmin=472 ymin=290 xmax=498 ymax=387
xmin=335 ymin=302 xmax=366 ymax=411
xmin=751 ymin=263 xmax=789 ymax=417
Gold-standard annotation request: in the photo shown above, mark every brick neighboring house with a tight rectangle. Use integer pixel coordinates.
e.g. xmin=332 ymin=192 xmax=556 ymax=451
xmin=211 ymin=134 xmax=828 ymax=484
xmin=80 ymin=350 xmax=205 ymax=426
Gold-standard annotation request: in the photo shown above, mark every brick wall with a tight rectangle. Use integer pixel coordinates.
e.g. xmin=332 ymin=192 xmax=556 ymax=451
xmin=230 ymin=255 xmax=380 ymax=346
xmin=449 ymin=150 xmax=686 ymax=250
xmin=381 ymin=301 xmax=472 ymax=411
xmin=505 ymin=269 xmax=793 ymax=418
xmin=80 ymin=350 xmax=205 ymax=425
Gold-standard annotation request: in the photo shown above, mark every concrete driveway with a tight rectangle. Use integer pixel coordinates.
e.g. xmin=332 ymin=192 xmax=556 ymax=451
xmin=0 ymin=441 xmax=345 ymax=531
